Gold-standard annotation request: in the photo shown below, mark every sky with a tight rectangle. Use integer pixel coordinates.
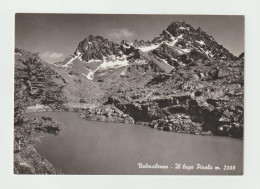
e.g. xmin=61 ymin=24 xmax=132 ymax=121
xmin=15 ymin=14 xmax=244 ymax=63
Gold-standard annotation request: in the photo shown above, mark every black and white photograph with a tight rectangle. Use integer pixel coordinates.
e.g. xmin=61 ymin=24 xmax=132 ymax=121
xmin=3 ymin=0 xmax=260 ymax=188
xmin=13 ymin=14 xmax=244 ymax=175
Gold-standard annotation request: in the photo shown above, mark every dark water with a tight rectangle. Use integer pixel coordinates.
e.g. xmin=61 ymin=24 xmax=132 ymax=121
xmin=34 ymin=112 xmax=243 ymax=175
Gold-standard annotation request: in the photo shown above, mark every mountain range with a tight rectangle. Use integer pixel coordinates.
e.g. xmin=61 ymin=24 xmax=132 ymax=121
xmin=55 ymin=21 xmax=238 ymax=80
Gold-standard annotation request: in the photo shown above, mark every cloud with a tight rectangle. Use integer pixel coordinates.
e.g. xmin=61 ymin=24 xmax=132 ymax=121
xmin=41 ymin=51 xmax=64 ymax=60
xmin=108 ymin=28 xmax=136 ymax=40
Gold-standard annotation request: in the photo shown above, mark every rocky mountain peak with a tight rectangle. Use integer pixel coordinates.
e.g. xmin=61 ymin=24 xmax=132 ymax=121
xmin=166 ymin=21 xmax=193 ymax=36
xmin=74 ymin=35 xmax=121 ymax=62
xmin=156 ymin=21 xmax=238 ymax=62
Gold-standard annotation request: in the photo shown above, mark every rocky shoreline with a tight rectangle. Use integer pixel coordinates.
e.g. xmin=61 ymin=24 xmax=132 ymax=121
xmin=78 ymin=94 xmax=243 ymax=138
xmin=14 ymin=92 xmax=243 ymax=174
xmin=14 ymin=114 xmax=63 ymax=174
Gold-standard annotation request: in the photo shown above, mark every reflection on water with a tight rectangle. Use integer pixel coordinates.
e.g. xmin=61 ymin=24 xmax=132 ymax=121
xmin=34 ymin=112 xmax=243 ymax=175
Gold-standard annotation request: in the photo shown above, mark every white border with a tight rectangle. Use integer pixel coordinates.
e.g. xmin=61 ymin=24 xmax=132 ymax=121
xmin=1 ymin=0 xmax=260 ymax=189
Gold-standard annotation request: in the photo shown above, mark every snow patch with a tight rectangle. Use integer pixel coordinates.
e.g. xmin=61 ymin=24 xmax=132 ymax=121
xmin=82 ymin=71 xmax=94 ymax=80
xmin=86 ymin=59 xmax=102 ymax=63
xmin=99 ymin=55 xmax=129 ymax=70
xmin=61 ymin=50 xmax=84 ymax=67
xmin=172 ymin=58 xmax=178 ymax=62
xmin=78 ymin=56 xmax=83 ymax=62
xmin=137 ymin=32 xmax=183 ymax=52
xmin=62 ymin=55 xmax=79 ymax=68
xmin=167 ymin=34 xmax=183 ymax=47
xmin=157 ymin=57 xmax=175 ymax=70
xmin=82 ymin=55 xmax=129 ymax=80
xmin=135 ymin=30 xmax=184 ymax=53
xmin=122 ymin=44 xmax=131 ymax=49
xmin=195 ymin=46 xmax=212 ymax=58
xmin=98 ymin=71 xmax=108 ymax=76
xmin=204 ymin=50 xmax=213 ymax=58
xmin=196 ymin=40 xmax=205 ymax=45
xmin=181 ymin=48 xmax=191 ymax=53
xmin=135 ymin=59 xmax=148 ymax=64
xmin=161 ymin=58 xmax=174 ymax=67
xmin=137 ymin=43 xmax=160 ymax=52
xmin=76 ymin=50 xmax=81 ymax=56
xmin=176 ymin=49 xmax=183 ymax=54
xmin=176 ymin=48 xmax=191 ymax=54
xmin=120 ymin=69 xmax=127 ymax=76
xmin=209 ymin=36 xmax=215 ymax=41
xmin=179 ymin=26 xmax=190 ymax=30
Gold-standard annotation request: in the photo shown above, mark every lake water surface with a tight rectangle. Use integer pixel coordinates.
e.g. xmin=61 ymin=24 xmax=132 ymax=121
xmin=34 ymin=112 xmax=243 ymax=175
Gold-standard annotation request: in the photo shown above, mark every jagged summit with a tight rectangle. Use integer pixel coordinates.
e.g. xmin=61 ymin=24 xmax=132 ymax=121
xmin=166 ymin=20 xmax=192 ymax=34
xmin=128 ymin=20 xmax=238 ymax=64
xmin=75 ymin=35 xmax=121 ymax=62
xmin=54 ymin=35 xmax=134 ymax=80
xmin=153 ymin=21 xmax=237 ymax=62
